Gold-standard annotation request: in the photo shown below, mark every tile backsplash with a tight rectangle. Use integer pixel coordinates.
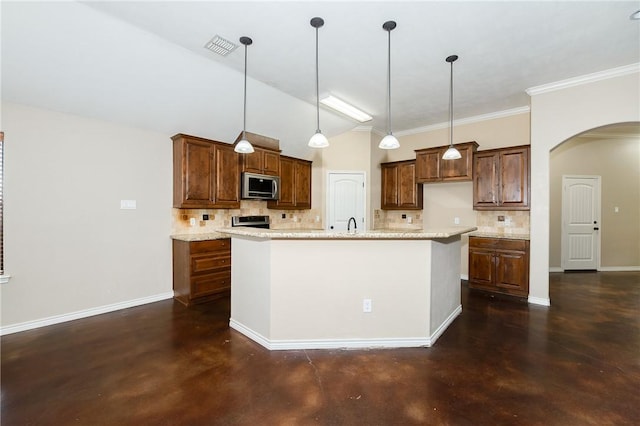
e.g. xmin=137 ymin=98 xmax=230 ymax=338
xmin=171 ymin=201 xmax=323 ymax=235
xmin=373 ymin=210 xmax=423 ymax=230
xmin=475 ymin=210 xmax=530 ymax=235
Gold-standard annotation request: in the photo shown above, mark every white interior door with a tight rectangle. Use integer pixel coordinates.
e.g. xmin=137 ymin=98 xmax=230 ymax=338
xmin=327 ymin=172 xmax=365 ymax=231
xmin=561 ymin=175 xmax=601 ymax=270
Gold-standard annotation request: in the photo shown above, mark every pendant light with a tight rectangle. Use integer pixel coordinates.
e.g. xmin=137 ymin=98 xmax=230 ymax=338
xmin=235 ymin=36 xmax=255 ymax=154
xmin=308 ymin=17 xmax=329 ymax=148
xmin=379 ymin=20 xmax=400 ymax=150
xmin=442 ymin=55 xmax=462 ymax=160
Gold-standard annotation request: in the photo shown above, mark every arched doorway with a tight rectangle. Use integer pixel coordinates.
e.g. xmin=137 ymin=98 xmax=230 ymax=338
xmin=528 ymin=69 xmax=639 ymax=306
xmin=549 ymin=123 xmax=640 ymax=272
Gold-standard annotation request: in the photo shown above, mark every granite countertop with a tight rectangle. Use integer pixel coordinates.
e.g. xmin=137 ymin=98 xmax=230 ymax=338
xmin=218 ymin=226 xmax=477 ymax=240
xmin=171 ymin=232 xmax=230 ymax=242
xmin=469 ymin=231 xmax=530 ymax=240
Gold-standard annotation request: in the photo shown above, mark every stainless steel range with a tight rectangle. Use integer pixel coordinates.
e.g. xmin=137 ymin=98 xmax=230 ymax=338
xmin=231 ymin=215 xmax=270 ymax=229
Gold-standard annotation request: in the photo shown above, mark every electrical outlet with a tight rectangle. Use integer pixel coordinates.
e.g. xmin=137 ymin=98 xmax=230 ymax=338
xmin=401 ymin=214 xmax=407 ymax=219
xmin=363 ymin=299 xmax=372 ymax=313
xmin=407 ymin=216 xmax=412 ymax=223
xmin=454 ymin=217 xmax=460 ymax=225
xmin=189 ymin=218 xmax=196 ymax=227
xmin=202 ymin=214 xmax=209 ymax=220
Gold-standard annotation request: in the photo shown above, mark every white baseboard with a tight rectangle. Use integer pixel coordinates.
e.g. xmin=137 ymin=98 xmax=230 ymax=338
xmin=550 ymin=266 xmax=639 ymax=273
xmin=229 ymin=305 xmax=462 ymax=351
xmin=528 ymin=296 xmax=551 ymax=306
xmin=598 ymin=266 xmax=640 ymax=272
xmin=0 ymin=292 xmax=174 ymax=336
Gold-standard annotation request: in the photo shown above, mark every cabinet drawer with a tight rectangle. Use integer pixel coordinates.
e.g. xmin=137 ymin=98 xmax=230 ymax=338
xmin=191 ymin=254 xmax=231 ymax=274
xmin=192 ymin=271 xmax=231 ymax=297
xmin=469 ymin=237 xmax=527 ymax=251
xmin=190 ymin=239 xmax=230 ymax=254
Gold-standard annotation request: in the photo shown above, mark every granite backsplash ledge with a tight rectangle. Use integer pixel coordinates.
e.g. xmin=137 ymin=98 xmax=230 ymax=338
xmin=171 ymin=201 xmax=323 ymax=235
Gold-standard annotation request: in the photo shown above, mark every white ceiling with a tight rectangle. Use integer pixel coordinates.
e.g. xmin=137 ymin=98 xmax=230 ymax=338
xmin=2 ymin=1 xmax=639 ymax=157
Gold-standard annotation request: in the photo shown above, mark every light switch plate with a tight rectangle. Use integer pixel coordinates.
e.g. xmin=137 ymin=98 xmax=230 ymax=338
xmin=120 ymin=200 xmax=136 ymax=210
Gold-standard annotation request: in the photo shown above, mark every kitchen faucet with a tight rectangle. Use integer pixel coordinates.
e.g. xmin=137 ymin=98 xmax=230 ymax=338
xmin=347 ymin=217 xmax=357 ymax=233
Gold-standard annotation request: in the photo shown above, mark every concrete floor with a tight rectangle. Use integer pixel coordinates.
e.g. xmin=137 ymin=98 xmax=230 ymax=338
xmin=2 ymin=272 xmax=639 ymax=425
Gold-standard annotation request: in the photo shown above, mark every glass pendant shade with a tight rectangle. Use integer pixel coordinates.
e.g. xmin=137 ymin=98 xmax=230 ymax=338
xmin=235 ymin=36 xmax=254 ymax=154
xmin=308 ymin=131 xmax=329 ymax=148
xmin=235 ymin=136 xmax=254 ymax=154
xmin=442 ymin=145 xmax=461 ymax=160
xmin=379 ymin=134 xmax=400 ymax=150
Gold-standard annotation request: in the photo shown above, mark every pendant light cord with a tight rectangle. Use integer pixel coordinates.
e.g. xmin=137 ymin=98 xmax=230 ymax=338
xmin=315 ymin=25 xmax=320 ymax=133
xmin=449 ymin=59 xmax=454 ymax=148
xmin=243 ymin=42 xmax=248 ymax=140
xmin=387 ymin=28 xmax=392 ymax=135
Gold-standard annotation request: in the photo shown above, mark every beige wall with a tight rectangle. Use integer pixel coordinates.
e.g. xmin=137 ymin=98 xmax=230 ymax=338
xmin=1 ymin=102 xmax=173 ymax=330
xmin=549 ymin=135 xmax=640 ymax=268
xmin=530 ymin=69 xmax=640 ymax=305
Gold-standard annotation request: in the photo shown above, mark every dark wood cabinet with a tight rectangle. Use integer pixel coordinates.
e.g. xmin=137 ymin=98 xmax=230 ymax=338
xmin=381 ymin=160 xmax=423 ymax=210
xmin=468 ymin=236 xmax=529 ymax=297
xmin=415 ymin=141 xmax=478 ymax=183
xmin=240 ymin=147 xmax=280 ymax=176
xmin=173 ymin=238 xmax=231 ymax=306
xmin=172 ymin=134 xmax=240 ymax=209
xmin=268 ymin=156 xmax=312 ymax=209
xmin=473 ymin=145 xmax=530 ymax=210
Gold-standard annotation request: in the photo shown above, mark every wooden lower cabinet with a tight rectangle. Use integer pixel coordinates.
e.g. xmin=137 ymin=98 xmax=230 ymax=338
xmin=468 ymin=236 xmax=529 ymax=297
xmin=173 ymin=238 xmax=231 ymax=306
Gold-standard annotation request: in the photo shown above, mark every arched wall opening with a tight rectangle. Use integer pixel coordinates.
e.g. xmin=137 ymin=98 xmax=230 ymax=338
xmin=528 ymin=68 xmax=640 ymax=306
xmin=549 ymin=123 xmax=640 ymax=271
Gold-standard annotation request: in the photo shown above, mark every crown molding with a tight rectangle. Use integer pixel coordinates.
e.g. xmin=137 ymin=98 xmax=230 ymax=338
xmin=394 ymin=106 xmax=530 ymax=137
xmin=526 ymin=63 xmax=640 ymax=96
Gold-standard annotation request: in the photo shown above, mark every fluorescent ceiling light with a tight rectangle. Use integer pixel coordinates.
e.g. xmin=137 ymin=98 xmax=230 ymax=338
xmin=204 ymin=35 xmax=238 ymax=56
xmin=320 ymin=95 xmax=372 ymax=122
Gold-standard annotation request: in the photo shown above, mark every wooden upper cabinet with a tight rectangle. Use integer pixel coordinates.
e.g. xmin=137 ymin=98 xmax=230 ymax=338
xmin=172 ymin=134 xmax=240 ymax=209
xmin=268 ymin=156 xmax=312 ymax=210
xmin=212 ymin=143 xmax=241 ymax=208
xmin=381 ymin=160 xmax=423 ymax=210
xmin=415 ymin=141 xmax=478 ymax=183
xmin=236 ymin=132 xmax=281 ymax=176
xmin=240 ymin=147 xmax=281 ymax=176
xmin=473 ymin=145 xmax=530 ymax=210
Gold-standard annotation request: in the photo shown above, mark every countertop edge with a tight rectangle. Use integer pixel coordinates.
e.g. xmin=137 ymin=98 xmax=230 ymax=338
xmin=217 ymin=226 xmax=478 ymax=240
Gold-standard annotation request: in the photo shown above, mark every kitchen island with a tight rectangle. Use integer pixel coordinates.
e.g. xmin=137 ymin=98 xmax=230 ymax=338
xmin=221 ymin=227 xmax=476 ymax=350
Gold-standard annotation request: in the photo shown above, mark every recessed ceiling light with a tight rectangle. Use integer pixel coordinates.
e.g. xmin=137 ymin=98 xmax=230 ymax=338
xmin=631 ymin=9 xmax=640 ymax=20
xmin=204 ymin=35 xmax=238 ymax=56
xmin=320 ymin=95 xmax=373 ymax=122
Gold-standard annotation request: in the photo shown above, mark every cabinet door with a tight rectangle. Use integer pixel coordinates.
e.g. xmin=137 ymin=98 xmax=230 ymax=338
xmin=441 ymin=144 xmax=475 ymax=181
xmin=262 ymin=151 xmax=281 ymax=176
xmin=415 ymin=149 xmax=441 ymax=182
xmin=473 ymin=152 xmax=499 ymax=209
xmin=468 ymin=248 xmax=495 ymax=289
xmin=495 ymin=250 xmax=528 ymax=296
xmin=213 ymin=144 xmax=240 ymax=208
xmin=174 ymin=138 xmax=214 ymax=208
xmin=294 ymin=160 xmax=312 ymax=209
xmin=277 ymin=156 xmax=296 ymax=207
xmin=240 ymin=149 xmax=263 ymax=174
xmin=499 ymin=147 xmax=529 ymax=209
xmin=381 ymin=163 xmax=399 ymax=209
xmin=398 ymin=162 xmax=422 ymax=209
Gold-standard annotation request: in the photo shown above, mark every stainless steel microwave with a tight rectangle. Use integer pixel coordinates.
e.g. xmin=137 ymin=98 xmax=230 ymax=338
xmin=241 ymin=172 xmax=280 ymax=200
